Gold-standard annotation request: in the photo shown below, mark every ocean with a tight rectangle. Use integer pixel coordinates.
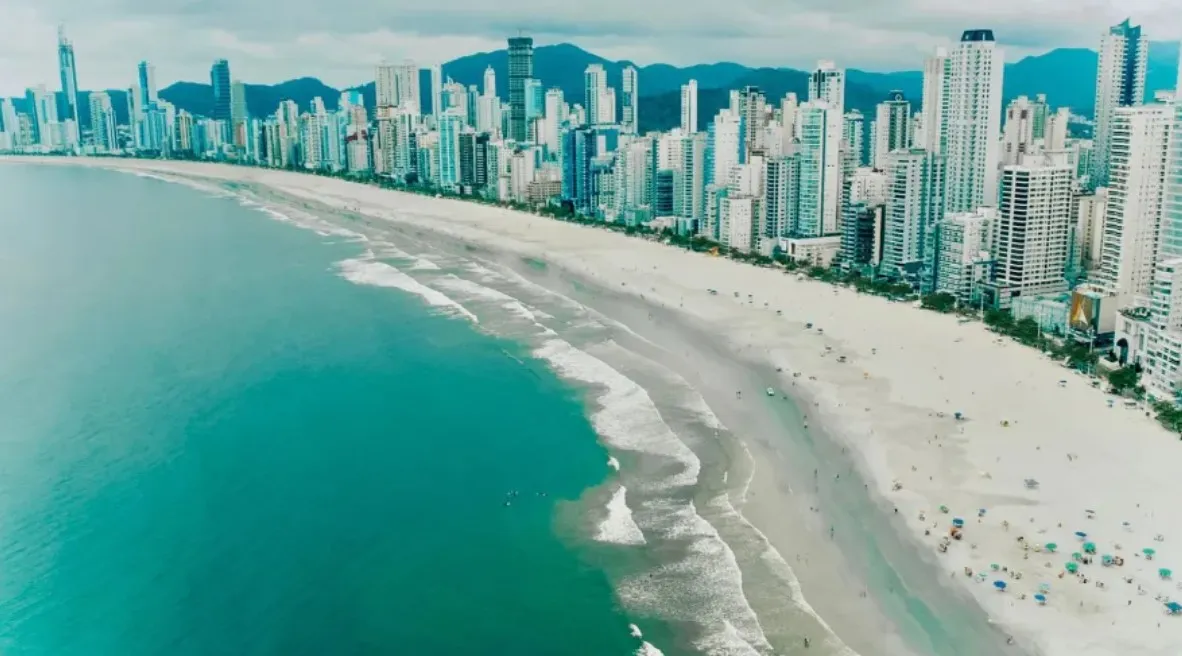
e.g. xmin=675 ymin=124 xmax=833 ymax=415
xmin=0 ymin=165 xmax=658 ymax=655
xmin=0 ymin=163 xmax=1014 ymax=656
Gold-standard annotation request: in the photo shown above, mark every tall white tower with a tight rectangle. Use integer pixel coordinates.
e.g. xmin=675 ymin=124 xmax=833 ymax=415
xmin=1098 ymin=104 xmax=1171 ymax=300
xmin=584 ymin=64 xmax=607 ymax=128
xmin=1093 ymin=19 xmax=1148 ymax=187
xmin=483 ymin=66 xmax=496 ymax=98
xmin=809 ymin=60 xmax=845 ymax=116
xmin=944 ymin=29 xmax=1004 ymax=214
xmin=680 ymin=79 xmax=698 ymax=134
xmin=920 ymin=47 xmax=948 ymax=154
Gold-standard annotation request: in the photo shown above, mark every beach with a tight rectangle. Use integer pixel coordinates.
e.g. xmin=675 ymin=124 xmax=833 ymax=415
xmin=11 ymin=156 xmax=1182 ymax=655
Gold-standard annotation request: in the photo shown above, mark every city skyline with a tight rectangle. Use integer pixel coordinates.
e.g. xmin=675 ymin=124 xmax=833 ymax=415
xmin=2 ymin=2 xmax=1182 ymax=95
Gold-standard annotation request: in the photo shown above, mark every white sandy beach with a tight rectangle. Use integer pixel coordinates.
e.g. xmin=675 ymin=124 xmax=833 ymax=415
xmin=14 ymin=157 xmax=1182 ymax=654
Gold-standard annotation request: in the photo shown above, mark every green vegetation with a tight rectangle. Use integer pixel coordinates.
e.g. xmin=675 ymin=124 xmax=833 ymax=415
xmin=1153 ymin=401 xmax=1182 ymax=435
xmin=920 ymin=292 xmax=957 ymax=313
xmin=1106 ymin=365 xmax=1140 ymax=396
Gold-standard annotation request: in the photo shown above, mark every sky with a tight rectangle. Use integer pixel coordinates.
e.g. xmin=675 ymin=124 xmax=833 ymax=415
xmin=0 ymin=0 xmax=1179 ymax=95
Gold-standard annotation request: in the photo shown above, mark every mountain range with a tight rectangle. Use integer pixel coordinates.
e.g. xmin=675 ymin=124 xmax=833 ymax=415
xmin=18 ymin=42 xmax=1182 ymax=134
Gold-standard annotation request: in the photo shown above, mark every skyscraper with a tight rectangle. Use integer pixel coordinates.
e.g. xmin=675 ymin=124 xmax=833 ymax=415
xmin=57 ymin=26 xmax=80 ymax=127
xmin=920 ymin=48 xmax=948 ymax=154
xmin=796 ymin=101 xmax=842 ymax=237
xmin=622 ymin=66 xmax=639 ymax=135
xmin=483 ymin=66 xmax=496 ymax=98
xmin=809 ymin=60 xmax=845 ymax=116
xmin=944 ymin=29 xmax=1004 ymax=214
xmin=375 ymin=61 xmax=398 ymax=108
xmin=210 ymin=59 xmax=232 ymax=123
xmin=1160 ymin=48 xmax=1182 ymax=264
xmin=986 ymin=151 xmax=1074 ymax=307
xmin=681 ymin=80 xmax=698 ymax=134
xmin=508 ymin=36 xmax=534 ymax=142
xmin=843 ymin=111 xmax=865 ymax=168
xmin=1093 ymin=19 xmax=1148 ymax=187
xmin=88 ymin=92 xmax=116 ymax=152
xmin=1097 ymin=104 xmax=1171 ymax=299
xmin=584 ymin=64 xmax=607 ymax=126
xmin=138 ymin=61 xmax=158 ymax=107
xmin=872 ymin=91 xmax=911 ymax=169
xmin=1001 ymin=96 xmax=1040 ymax=166
xmin=881 ymin=148 xmax=945 ymax=277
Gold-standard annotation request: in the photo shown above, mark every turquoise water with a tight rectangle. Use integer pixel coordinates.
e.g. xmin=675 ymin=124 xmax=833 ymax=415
xmin=0 ymin=166 xmax=640 ymax=655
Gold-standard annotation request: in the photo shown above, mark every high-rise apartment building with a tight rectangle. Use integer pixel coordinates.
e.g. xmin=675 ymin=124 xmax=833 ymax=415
xmin=1097 ymin=104 xmax=1171 ymax=300
xmin=138 ymin=60 xmax=158 ymax=108
xmin=1093 ymin=19 xmax=1148 ymax=187
xmin=880 ymin=148 xmax=945 ymax=277
xmin=584 ymin=64 xmax=607 ymax=126
xmin=944 ymin=30 xmax=1004 ymax=213
xmin=88 ymin=92 xmax=116 ymax=153
xmin=681 ymin=80 xmax=698 ymax=134
xmin=1002 ymin=95 xmax=1040 ymax=166
xmin=508 ymin=37 xmax=534 ymax=142
xmin=872 ymin=91 xmax=911 ymax=169
xmin=809 ymin=60 xmax=845 ymax=115
xmin=986 ymin=151 xmax=1074 ymax=307
xmin=795 ymin=101 xmax=842 ymax=237
xmin=920 ymin=47 xmax=948 ymax=154
xmin=483 ymin=66 xmax=496 ymax=98
xmin=843 ymin=111 xmax=865 ymax=168
xmin=376 ymin=62 xmax=399 ymax=108
xmin=1158 ymin=49 xmax=1182 ymax=264
xmin=622 ymin=66 xmax=639 ymax=135
xmin=931 ymin=209 xmax=993 ymax=304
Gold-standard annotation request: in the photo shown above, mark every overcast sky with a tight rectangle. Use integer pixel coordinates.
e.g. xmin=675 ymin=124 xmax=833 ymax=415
xmin=0 ymin=0 xmax=1178 ymax=95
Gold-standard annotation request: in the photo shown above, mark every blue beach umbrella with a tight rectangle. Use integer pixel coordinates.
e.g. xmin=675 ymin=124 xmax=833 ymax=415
xmin=1166 ymin=601 xmax=1182 ymax=615
xmin=1075 ymin=531 xmax=1088 ymax=540
xmin=1034 ymin=594 xmax=1047 ymax=605
xmin=993 ymin=580 xmax=1007 ymax=591
xmin=952 ymin=518 xmax=965 ymax=527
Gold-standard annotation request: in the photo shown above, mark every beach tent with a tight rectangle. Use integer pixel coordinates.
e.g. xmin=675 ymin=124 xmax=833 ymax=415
xmin=1160 ymin=568 xmax=1173 ymax=580
xmin=1166 ymin=602 xmax=1182 ymax=615
xmin=993 ymin=580 xmax=1007 ymax=591
xmin=1045 ymin=543 xmax=1058 ymax=553
xmin=1066 ymin=562 xmax=1079 ymax=573
xmin=1034 ymin=594 xmax=1047 ymax=605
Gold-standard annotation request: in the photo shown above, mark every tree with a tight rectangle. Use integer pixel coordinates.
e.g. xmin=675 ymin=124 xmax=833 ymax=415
xmin=1107 ymin=365 xmax=1140 ymax=396
xmin=920 ymin=292 xmax=957 ymax=313
xmin=1011 ymin=317 xmax=1042 ymax=345
xmin=983 ymin=308 xmax=1014 ymax=332
xmin=1153 ymin=401 xmax=1182 ymax=434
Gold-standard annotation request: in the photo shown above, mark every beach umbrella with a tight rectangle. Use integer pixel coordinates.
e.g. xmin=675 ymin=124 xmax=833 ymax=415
xmin=990 ymin=563 xmax=1000 ymax=571
xmin=1045 ymin=543 xmax=1058 ymax=553
xmin=1066 ymin=562 xmax=1079 ymax=573
xmin=1167 ymin=601 xmax=1182 ymax=615
xmin=1072 ymin=552 xmax=1083 ymax=562
xmin=1160 ymin=568 xmax=1173 ymax=579
xmin=993 ymin=580 xmax=1007 ymax=591
xmin=1144 ymin=548 xmax=1157 ymax=558
xmin=1038 ymin=583 xmax=1051 ymax=593
xmin=1083 ymin=542 xmax=1097 ymax=554
xmin=952 ymin=518 xmax=965 ymax=527
xmin=1102 ymin=555 xmax=1114 ymax=565
xmin=1075 ymin=531 xmax=1088 ymax=540
xmin=939 ymin=505 xmax=950 ymax=514
xmin=1034 ymin=594 xmax=1047 ymax=605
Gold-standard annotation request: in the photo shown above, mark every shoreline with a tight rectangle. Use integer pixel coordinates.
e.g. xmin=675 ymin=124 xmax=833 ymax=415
xmin=12 ymin=157 xmax=1182 ymax=655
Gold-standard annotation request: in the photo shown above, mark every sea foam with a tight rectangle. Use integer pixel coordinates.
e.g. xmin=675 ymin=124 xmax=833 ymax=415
xmin=432 ymin=276 xmax=540 ymax=323
xmin=337 ymin=258 xmax=478 ymax=323
xmin=595 ymin=487 xmax=646 ymax=546
xmin=532 ymin=338 xmax=700 ymax=489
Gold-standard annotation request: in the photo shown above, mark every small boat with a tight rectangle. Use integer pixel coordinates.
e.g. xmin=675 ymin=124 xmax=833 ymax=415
xmin=766 ymin=387 xmax=775 ymax=397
